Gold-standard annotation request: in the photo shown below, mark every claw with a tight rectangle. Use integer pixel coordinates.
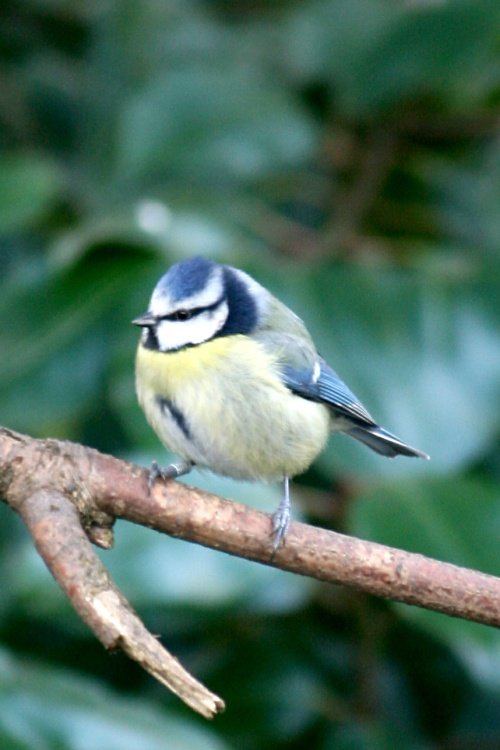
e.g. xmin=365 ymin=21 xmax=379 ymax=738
xmin=148 ymin=460 xmax=193 ymax=490
xmin=271 ymin=476 xmax=291 ymax=555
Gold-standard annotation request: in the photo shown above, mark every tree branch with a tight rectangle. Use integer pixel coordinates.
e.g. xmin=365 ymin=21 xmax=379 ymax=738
xmin=1 ymin=426 xmax=500 ymax=716
xmin=14 ymin=486 xmax=224 ymax=718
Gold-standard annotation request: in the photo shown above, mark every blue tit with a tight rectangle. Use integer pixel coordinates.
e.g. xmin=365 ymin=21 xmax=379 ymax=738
xmin=133 ymin=257 xmax=429 ymax=551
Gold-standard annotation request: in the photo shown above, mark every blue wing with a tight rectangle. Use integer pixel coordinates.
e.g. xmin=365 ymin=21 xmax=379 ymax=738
xmin=280 ymin=358 xmax=429 ymax=459
xmin=280 ymin=358 xmax=376 ymax=426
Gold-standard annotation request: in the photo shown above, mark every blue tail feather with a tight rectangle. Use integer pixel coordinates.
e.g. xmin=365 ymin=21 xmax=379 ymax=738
xmin=346 ymin=425 xmax=429 ymax=460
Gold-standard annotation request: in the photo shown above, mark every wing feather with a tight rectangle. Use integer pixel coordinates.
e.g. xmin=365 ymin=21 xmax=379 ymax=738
xmin=280 ymin=358 xmax=376 ymax=426
xmin=262 ymin=331 xmax=428 ymax=461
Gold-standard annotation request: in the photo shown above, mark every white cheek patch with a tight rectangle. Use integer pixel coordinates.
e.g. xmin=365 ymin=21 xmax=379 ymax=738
xmin=156 ymin=301 xmax=229 ymax=351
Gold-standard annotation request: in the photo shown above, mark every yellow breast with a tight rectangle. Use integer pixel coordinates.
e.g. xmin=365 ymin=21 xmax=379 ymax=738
xmin=136 ymin=335 xmax=279 ymax=394
xmin=135 ymin=335 xmax=330 ymax=481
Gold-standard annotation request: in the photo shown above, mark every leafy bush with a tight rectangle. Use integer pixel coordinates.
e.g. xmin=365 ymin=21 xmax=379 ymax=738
xmin=1 ymin=0 xmax=499 ymax=747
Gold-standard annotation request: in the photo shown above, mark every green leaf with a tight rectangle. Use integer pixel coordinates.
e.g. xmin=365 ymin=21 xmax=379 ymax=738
xmin=0 ymin=155 xmax=62 ymax=233
xmin=284 ymin=0 xmax=499 ymax=115
xmin=115 ymin=67 xmax=318 ymax=183
xmin=351 ymin=476 xmax=500 ymax=574
xmin=0 ymin=247 xmax=158 ymax=435
xmin=416 ymin=143 xmax=500 ymax=257
xmin=342 ymin=0 xmax=499 ymax=114
xmin=0 ymin=650 xmax=228 ymax=750
xmin=321 ymin=722 xmax=425 ymax=750
xmin=350 ymin=476 xmax=500 ymax=686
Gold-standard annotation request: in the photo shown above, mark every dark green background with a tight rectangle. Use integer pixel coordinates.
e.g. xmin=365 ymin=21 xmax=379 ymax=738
xmin=1 ymin=1 xmax=499 ymax=748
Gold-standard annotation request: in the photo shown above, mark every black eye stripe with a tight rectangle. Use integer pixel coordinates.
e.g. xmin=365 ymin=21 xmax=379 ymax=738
xmin=158 ymin=295 xmax=225 ymax=323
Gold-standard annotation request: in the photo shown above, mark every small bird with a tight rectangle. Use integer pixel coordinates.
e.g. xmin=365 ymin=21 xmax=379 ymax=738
xmin=133 ymin=257 xmax=428 ymax=551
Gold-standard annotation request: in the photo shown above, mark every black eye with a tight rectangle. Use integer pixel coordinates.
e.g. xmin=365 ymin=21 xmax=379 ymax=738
xmin=174 ymin=309 xmax=192 ymax=321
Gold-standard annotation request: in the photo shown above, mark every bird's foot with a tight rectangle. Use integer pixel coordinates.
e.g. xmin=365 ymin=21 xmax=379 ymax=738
xmin=148 ymin=460 xmax=193 ymax=490
xmin=271 ymin=505 xmax=290 ymax=555
xmin=270 ymin=477 xmax=291 ymax=555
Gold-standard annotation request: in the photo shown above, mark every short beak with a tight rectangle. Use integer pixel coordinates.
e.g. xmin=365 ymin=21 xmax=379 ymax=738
xmin=132 ymin=312 xmax=156 ymax=327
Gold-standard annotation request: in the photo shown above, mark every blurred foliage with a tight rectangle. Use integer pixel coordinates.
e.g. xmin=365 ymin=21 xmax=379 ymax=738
xmin=0 ymin=0 xmax=499 ymax=747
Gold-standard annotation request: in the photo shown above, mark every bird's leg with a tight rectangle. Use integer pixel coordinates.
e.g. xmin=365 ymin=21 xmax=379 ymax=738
xmin=271 ymin=476 xmax=291 ymax=553
xmin=148 ymin=459 xmax=193 ymax=490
